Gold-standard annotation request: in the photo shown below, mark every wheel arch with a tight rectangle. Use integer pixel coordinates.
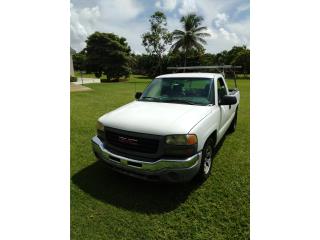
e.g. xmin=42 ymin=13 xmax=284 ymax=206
xmin=207 ymin=130 xmax=217 ymax=147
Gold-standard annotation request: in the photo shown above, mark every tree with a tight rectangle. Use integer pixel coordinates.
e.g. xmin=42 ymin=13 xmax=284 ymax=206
xmin=231 ymin=48 xmax=250 ymax=74
xmin=223 ymin=46 xmax=246 ymax=64
xmin=85 ymin=32 xmax=131 ymax=80
xmin=72 ymin=50 xmax=86 ymax=71
xmin=142 ymin=11 xmax=172 ymax=75
xmin=132 ymin=54 xmax=159 ymax=76
xmin=132 ymin=45 xmax=250 ymax=76
xmin=199 ymin=53 xmax=216 ymax=66
xmin=215 ymin=50 xmax=228 ymax=65
xmin=171 ymin=13 xmax=211 ymax=67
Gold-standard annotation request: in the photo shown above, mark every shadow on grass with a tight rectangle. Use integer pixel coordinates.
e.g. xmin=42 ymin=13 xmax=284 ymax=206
xmin=72 ymin=161 xmax=202 ymax=214
xmin=72 ymin=135 xmax=227 ymax=214
xmin=125 ymin=81 xmax=151 ymax=84
xmin=135 ymin=75 xmax=151 ymax=80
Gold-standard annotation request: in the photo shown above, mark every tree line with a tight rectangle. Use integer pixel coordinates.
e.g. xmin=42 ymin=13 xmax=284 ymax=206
xmin=72 ymin=11 xmax=250 ymax=80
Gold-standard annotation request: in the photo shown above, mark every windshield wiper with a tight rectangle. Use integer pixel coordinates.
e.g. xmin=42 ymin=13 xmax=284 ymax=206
xmin=162 ymin=99 xmax=197 ymax=105
xmin=140 ymin=96 xmax=161 ymax=102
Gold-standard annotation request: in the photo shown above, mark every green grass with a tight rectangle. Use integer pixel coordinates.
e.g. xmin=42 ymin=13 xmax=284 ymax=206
xmin=71 ymin=75 xmax=250 ymax=240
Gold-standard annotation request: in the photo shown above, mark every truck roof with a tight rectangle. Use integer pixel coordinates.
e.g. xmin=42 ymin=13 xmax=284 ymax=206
xmin=156 ymin=72 xmax=223 ymax=79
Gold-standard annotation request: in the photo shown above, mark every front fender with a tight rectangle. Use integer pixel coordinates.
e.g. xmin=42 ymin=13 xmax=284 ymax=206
xmin=188 ymin=106 xmax=220 ymax=151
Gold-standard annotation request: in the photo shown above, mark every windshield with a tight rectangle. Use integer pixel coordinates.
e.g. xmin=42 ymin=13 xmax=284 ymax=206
xmin=139 ymin=78 xmax=214 ymax=105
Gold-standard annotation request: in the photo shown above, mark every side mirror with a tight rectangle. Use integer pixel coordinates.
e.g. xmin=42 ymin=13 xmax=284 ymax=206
xmin=135 ymin=92 xmax=142 ymax=99
xmin=220 ymin=95 xmax=237 ymax=105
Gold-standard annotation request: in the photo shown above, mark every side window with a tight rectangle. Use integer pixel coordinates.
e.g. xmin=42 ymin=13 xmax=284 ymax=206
xmin=217 ymin=78 xmax=227 ymax=103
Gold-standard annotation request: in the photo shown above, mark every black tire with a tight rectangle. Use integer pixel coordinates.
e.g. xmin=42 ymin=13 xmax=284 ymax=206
xmin=228 ymin=109 xmax=238 ymax=133
xmin=196 ymin=138 xmax=214 ymax=182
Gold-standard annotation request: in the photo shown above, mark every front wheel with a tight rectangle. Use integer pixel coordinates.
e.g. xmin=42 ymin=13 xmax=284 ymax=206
xmin=196 ymin=138 xmax=214 ymax=181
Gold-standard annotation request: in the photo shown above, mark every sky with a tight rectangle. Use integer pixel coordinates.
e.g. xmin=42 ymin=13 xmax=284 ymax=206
xmin=70 ymin=0 xmax=249 ymax=54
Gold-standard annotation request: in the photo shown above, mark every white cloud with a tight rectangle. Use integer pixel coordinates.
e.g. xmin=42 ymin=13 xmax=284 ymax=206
xmin=219 ymin=27 xmax=240 ymax=43
xmin=70 ymin=3 xmax=101 ymax=51
xmin=70 ymin=0 xmax=249 ymax=53
xmin=101 ymin=19 xmax=149 ymax=55
xmin=172 ymin=0 xmax=249 ymax=52
xmin=164 ymin=0 xmax=250 ymax=52
xmin=214 ymin=13 xmax=228 ymax=27
xmin=206 ymin=27 xmax=218 ymax=40
xmin=167 ymin=16 xmax=181 ymax=32
xmin=155 ymin=1 xmax=161 ymax=8
xmin=236 ymin=2 xmax=249 ymax=14
xmin=178 ymin=0 xmax=197 ymax=15
xmin=226 ymin=18 xmax=250 ymax=46
xmin=70 ymin=0 xmax=145 ymax=52
xmin=190 ymin=0 xmax=249 ymax=52
xmin=99 ymin=0 xmax=143 ymax=21
xmin=155 ymin=0 xmax=177 ymax=11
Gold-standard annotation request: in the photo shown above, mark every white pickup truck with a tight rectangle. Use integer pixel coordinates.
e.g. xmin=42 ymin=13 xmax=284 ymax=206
xmin=92 ymin=72 xmax=240 ymax=182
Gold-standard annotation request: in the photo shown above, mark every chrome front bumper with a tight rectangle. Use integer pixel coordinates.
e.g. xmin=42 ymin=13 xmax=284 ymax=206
xmin=91 ymin=136 xmax=202 ymax=182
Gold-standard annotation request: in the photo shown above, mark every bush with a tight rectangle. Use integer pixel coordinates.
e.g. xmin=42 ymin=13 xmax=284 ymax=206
xmin=100 ymin=78 xmax=112 ymax=83
xmin=100 ymin=77 xmax=129 ymax=83
xmin=118 ymin=77 xmax=129 ymax=82
xmin=70 ymin=76 xmax=77 ymax=82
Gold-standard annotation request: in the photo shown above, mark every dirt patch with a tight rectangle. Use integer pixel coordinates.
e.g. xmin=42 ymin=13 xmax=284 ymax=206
xmin=70 ymin=83 xmax=93 ymax=92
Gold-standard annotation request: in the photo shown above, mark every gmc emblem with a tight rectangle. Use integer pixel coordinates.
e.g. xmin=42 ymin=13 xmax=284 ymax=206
xmin=118 ymin=136 xmax=139 ymax=145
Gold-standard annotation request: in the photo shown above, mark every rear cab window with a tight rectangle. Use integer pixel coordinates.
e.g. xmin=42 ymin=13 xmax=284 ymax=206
xmin=217 ymin=77 xmax=228 ymax=104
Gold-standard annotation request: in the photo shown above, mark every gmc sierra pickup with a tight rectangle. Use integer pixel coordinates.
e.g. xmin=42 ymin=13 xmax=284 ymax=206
xmin=92 ymin=72 xmax=240 ymax=182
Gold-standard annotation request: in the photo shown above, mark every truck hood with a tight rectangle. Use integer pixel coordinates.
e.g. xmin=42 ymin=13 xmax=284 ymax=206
xmin=99 ymin=101 xmax=212 ymax=135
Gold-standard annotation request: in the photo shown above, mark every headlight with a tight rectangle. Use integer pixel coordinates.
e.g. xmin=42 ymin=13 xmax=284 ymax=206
xmin=165 ymin=134 xmax=197 ymax=145
xmin=96 ymin=121 xmax=104 ymax=131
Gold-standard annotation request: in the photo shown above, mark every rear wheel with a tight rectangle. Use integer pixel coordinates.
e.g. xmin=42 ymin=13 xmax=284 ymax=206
xmin=196 ymin=138 xmax=214 ymax=181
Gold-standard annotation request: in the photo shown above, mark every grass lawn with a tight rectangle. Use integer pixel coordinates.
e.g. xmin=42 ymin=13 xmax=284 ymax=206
xmin=71 ymin=75 xmax=250 ymax=240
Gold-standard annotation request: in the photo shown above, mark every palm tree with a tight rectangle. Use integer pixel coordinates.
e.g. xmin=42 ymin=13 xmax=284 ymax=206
xmin=171 ymin=13 xmax=211 ymax=67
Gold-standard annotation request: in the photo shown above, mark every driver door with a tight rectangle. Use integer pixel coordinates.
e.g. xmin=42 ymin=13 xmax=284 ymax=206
xmin=217 ymin=77 xmax=230 ymax=134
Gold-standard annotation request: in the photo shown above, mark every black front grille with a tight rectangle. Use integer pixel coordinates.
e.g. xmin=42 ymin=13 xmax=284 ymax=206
xmin=104 ymin=128 xmax=160 ymax=155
